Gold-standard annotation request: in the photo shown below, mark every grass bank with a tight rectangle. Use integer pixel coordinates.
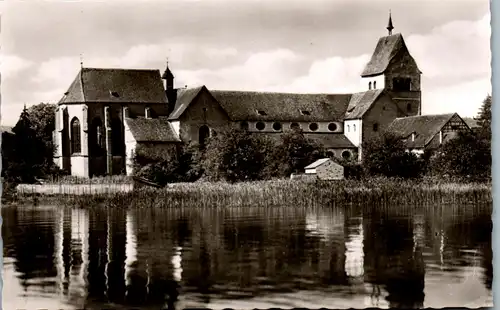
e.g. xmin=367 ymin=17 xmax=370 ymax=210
xmin=10 ymin=177 xmax=492 ymax=208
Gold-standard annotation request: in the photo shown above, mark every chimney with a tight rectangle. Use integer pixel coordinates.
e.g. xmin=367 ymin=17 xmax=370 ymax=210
xmin=145 ymin=107 xmax=151 ymax=119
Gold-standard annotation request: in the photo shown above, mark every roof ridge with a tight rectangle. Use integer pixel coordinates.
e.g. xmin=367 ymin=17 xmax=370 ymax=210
xmin=394 ymin=113 xmax=455 ymax=120
xmin=210 ymin=89 xmax=352 ymax=96
xmin=82 ymin=67 xmax=161 ymax=72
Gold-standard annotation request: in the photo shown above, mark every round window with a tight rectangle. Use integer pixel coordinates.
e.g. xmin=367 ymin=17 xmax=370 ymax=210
xmin=342 ymin=150 xmax=351 ymax=159
xmin=272 ymin=122 xmax=282 ymax=131
xmin=256 ymin=122 xmax=266 ymax=131
xmin=326 ymin=151 xmax=334 ymax=158
xmin=328 ymin=123 xmax=337 ymax=131
xmin=309 ymin=123 xmax=319 ymax=131
xmin=240 ymin=121 xmax=249 ymax=130
xmin=290 ymin=122 xmax=300 ymax=130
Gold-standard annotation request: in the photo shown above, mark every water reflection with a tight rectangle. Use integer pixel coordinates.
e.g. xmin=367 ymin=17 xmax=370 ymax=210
xmin=2 ymin=204 xmax=492 ymax=309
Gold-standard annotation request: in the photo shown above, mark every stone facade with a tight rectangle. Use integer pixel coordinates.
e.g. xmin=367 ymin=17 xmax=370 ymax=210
xmin=53 ymin=16 xmax=468 ymax=178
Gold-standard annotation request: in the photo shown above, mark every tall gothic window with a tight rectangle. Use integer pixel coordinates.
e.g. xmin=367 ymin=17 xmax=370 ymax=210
xmin=90 ymin=118 xmax=104 ymax=156
xmin=71 ymin=117 xmax=81 ymax=154
xmin=199 ymin=125 xmax=210 ymax=149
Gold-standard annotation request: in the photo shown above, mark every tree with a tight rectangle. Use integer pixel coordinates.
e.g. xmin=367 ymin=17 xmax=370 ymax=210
xmin=269 ymin=129 xmax=325 ymax=177
xmin=475 ymin=94 xmax=492 ymax=141
xmin=429 ymin=131 xmax=491 ymax=180
xmin=362 ymin=132 xmax=425 ymax=178
xmin=3 ymin=107 xmax=47 ymax=182
xmin=202 ymin=127 xmax=273 ymax=182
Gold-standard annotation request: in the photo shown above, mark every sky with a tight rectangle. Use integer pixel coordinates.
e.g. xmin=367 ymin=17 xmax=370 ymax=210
xmin=0 ymin=0 xmax=491 ymax=126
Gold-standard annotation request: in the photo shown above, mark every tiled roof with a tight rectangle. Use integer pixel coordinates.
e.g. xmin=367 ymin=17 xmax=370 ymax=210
xmin=361 ymin=33 xmax=418 ymax=77
xmin=304 ymin=133 xmax=356 ymax=149
xmin=125 ymin=117 xmax=181 ymax=143
xmin=305 ymin=158 xmax=331 ymax=169
xmin=168 ymin=86 xmax=205 ymax=120
xmin=387 ymin=113 xmax=456 ymax=148
xmin=210 ymin=90 xmax=352 ymax=122
xmin=344 ymin=89 xmax=384 ymax=120
xmin=59 ymin=68 xmax=167 ymax=104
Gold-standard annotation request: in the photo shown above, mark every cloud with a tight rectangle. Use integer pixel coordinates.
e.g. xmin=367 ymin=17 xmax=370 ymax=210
xmin=175 ymin=48 xmax=304 ymax=90
xmin=1 ymin=54 xmax=34 ymax=79
xmin=405 ymin=13 xmax=490 ymax=80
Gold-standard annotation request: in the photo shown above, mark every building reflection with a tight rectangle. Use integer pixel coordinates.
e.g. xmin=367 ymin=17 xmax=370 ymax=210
xmin=363 ymin=210 xmax=425 ymax=309
xmin=68 ymin=208 xmax=89 ymax=302
xmin=345 ymin=215 xmax=364 ymax=279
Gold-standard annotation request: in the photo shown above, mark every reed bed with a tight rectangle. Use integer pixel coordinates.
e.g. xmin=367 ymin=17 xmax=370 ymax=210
xmin=20 ymin=178 xmax=492 ymax=209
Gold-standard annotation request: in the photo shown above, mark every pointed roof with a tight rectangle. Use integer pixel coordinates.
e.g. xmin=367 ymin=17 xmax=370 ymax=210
xmin=387 ymin=12 xmax=394 ymax=35
xmin=387 ymin=113 xmax=459 ymax=148
xmin=162 ymin=65 xmax=174 ymax=79
xmin=361 ymin=33 xmax=417 ymax=77
xmin=58 ymin=68 xmax=167 ymax=104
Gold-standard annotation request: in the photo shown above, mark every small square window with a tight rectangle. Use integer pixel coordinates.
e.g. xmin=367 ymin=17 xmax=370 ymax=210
xmin=300 ymin=110 xmax=311 ymax=115
xmin=257 ymin=110 xmax=267 ymax=116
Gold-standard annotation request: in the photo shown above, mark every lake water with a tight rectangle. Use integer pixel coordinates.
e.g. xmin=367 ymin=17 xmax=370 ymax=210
xmin=2 ymin=203 xmax=493 ymax=309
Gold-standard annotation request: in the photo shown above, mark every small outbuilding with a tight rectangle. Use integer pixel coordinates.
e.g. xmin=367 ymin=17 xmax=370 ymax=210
xmin=304 ymin=158 xmax=344 ymax=181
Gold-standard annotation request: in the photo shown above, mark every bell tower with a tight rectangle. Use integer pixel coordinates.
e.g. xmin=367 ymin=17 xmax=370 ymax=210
xmin=361 ymin=12 xmax=422 ymax=116
xmin=162 ymin=60 xmax=177 ymax=115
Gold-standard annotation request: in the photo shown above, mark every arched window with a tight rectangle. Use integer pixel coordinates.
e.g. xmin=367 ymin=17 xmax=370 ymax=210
xmin=199 ymin=125 xmax=210 ymax=149
xmin=373 ymin=123 xmax=379 ymax=132
xmin=90 ymin=117 xmax=104 ymax=156
xmin=368 ymin=81 xmax=372 ymax=90
xmin=112 ymin=119 xmax=124 ymax=156
xmin=353 ymin=124 xmax=356 ymax=132
xmin=373 ymin=81 xmax=377 ymax=89
xmin=71 ymin=117 xmax=81 ymax=154
xmin=347 ymin=125 xmax=350 ymax=132
xmin=407 ymin=103 xmax=412 ymax=112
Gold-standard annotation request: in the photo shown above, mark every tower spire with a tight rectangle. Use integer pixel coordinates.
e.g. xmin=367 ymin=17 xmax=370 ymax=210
xmin=387 ymin=10 xmax=394 ymax=35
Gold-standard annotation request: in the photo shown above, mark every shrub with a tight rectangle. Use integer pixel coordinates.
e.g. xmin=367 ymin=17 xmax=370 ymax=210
xmin=362 ymin=132 xmax=425 ymax=179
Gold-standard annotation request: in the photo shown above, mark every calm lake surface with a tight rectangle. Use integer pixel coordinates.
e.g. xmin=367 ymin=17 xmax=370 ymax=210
xmin=2 ymin=203 xmax=493 ymax=309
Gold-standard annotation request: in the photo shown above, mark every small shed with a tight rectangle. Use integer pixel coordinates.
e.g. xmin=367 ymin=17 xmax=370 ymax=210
xmin=304 ymin=158 xmax=344 ymax=181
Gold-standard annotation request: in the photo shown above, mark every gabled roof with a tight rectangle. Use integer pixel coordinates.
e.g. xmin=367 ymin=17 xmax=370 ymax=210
xmin=344 ymin=89 xmax=384 ymax=120
xmin=387 ymin=113 xmax=456 ymax=148
xmin=125 ymin=117 xmax=181 ymax=143
xmin=210 ymin=90 xmax=352 ymax=122
xmin=361 ymin=33 xmax=419 ymax=77
xmin=304 ymin=133 xmax=356 ymax=149
xmin=168 ymin=86 xmax=205 ymax=120
xmin=305 ymin=158 xmax=331 ymax=169
xmin=59 ymin=68 xmax=167 ymax=104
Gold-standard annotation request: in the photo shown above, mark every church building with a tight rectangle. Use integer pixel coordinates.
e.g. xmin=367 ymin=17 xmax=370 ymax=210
xmin=53 ymin=14 xmax=471 ymax=177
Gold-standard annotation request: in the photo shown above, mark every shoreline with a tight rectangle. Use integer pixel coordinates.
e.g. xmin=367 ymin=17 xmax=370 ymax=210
xmin=5 ymin=178 xmax=492 ymax=208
